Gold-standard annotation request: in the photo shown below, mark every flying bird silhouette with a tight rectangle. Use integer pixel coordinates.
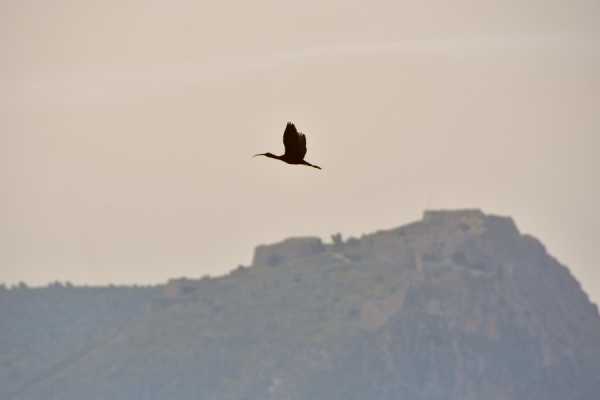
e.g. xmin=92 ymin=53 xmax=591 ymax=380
xmin=254 ymin=122 xmax=322 ymax=170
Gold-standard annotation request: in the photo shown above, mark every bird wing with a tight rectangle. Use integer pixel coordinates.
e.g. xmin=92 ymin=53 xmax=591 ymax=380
xmin=283 ymin=122 xmax=307 ymax=161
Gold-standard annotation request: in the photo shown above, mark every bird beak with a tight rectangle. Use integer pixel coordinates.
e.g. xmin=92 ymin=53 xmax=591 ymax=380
xmin=253 ymin=153 xmax=265 ymax=157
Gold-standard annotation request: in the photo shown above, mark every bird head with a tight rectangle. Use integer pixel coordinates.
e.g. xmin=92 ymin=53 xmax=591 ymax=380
xmin=253 ymin=152 xmax=276 ymax=158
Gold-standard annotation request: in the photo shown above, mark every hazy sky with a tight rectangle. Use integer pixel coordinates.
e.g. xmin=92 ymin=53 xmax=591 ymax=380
xmin=2 ymin=1 xmax=599 ymax=302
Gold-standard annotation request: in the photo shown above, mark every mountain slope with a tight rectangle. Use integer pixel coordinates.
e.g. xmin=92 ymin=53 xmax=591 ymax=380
xmin=2 ymin=210 xmax=599 ymax=399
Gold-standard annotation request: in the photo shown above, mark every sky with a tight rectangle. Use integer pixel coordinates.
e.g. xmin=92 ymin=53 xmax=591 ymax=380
xmin=2 ymin=1 xmax=599 ymax=303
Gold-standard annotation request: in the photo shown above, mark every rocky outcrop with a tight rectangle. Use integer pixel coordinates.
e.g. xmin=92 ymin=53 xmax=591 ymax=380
xmin=252 ymin=237 xmax=325 ymax=266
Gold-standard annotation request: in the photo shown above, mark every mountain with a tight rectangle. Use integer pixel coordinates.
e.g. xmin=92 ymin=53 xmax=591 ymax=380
xmin=2 ymin=209 xmax=599 ymax=399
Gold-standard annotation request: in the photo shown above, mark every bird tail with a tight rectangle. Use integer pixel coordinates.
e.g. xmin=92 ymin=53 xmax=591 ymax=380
xmin=303 ymin=161 xmax=322 ymax=170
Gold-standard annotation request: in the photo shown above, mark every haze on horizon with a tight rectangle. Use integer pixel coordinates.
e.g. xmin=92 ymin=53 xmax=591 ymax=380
xmin=2 ymin=1 xmax=599 ymax=303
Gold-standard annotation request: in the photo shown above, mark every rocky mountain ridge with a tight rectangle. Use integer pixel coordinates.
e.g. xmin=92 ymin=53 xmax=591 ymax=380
xmin=1 ymin=209 xmax=599 ymax=399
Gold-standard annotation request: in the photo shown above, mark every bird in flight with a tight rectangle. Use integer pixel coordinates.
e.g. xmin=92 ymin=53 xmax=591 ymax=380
xmin=254 ymin=122 xmax=322 ymax=170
